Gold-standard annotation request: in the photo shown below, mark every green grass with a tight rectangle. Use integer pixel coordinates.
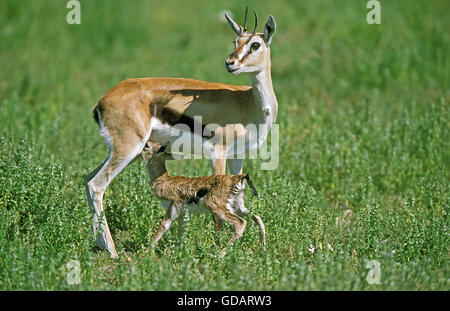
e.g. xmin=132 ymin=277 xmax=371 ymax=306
xmin=0 ymin=0 xmax=448 ymax=290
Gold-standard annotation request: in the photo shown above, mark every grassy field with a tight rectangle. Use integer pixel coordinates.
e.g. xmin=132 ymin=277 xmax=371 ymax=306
xmin=0 ymin=0 xmax=448 ymax=290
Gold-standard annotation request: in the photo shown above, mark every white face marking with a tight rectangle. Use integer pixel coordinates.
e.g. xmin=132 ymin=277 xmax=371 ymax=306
xmin=228 ymin=34 xmax=266 ymax=75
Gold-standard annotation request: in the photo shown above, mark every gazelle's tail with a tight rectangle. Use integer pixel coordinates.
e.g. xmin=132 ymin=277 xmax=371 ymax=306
xmin=92 ymin=102 xmax=104 ymax=126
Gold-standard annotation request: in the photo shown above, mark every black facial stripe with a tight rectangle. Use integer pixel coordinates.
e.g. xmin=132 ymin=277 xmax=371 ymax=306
xmin=240 ymin=49 xmax=253 ymax=63
xmin=240 ymin=38 xmax=260 ymax=62
xmin=234 ymin=33 xmax=263 ymax=62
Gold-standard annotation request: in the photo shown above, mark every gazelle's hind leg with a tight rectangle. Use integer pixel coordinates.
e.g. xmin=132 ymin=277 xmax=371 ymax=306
xmin=86 ymin=134 xmax=148 ymax=258
xmin=84 ymin=158 xmax=109 ymax=214
xmin=85 ymin=154 xmax=117 ymax=257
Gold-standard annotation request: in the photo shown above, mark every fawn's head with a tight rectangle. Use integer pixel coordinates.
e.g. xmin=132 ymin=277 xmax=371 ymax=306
xmin=225 ymin=8 xmax=276 ymax=75
xmin=142 ymin=142 xmax=173 ymax=168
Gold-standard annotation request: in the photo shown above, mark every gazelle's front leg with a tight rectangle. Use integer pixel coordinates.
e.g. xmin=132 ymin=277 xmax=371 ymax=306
xmin=211 ymin=144 xmax=227 ymax=175
xmin=211 ymin=157 xmax=226 ymax=175
xmin=227 ymin=158 xmax=244 ymax=174
xmin=210 ymin=145 xmax=227 ymax=240
xmin=151 ymin=203 xmax=180 ymax=247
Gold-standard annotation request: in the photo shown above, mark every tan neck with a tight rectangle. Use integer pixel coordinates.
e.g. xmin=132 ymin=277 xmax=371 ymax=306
xmin=250 ymin=52 xmax=278 ymax=122
xmin=146 ymin=161 xmax=169 ymax=182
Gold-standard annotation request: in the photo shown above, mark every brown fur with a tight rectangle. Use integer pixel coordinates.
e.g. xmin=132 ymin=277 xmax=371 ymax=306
xmin=94 ymin=78 xmax=254 ymax=126
xmin=151 ymin=173 xmax=244 ymax=207
xmin=142 ymin=142 xmax=266 ymax=257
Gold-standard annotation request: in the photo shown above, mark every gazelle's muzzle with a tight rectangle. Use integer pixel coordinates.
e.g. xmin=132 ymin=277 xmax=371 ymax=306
xmin=225 ymin=52 xmax=239 ymax=73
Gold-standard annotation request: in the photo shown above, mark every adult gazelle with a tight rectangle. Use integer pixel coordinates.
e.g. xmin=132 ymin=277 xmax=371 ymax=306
xmin=85 ymin=9 xmax=278 ymax=258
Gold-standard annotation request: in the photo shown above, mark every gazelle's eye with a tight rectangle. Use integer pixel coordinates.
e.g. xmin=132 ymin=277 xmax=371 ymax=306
xmin=251 ymin=42 xmax=260 ymax=51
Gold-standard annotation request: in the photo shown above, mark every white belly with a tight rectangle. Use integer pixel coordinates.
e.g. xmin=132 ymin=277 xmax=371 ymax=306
xmin=150 ymin=117 xmax=271 ymax=158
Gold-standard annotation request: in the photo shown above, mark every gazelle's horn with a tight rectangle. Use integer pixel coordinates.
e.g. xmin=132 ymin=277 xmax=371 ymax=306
xmin=253 ymin=10 xmax=258 ymax=34
xmin=243 ymin=7 xmax=249 ymax=32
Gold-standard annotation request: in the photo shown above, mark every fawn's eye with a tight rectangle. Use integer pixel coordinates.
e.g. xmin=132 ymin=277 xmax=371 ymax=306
xmin=251 ymin=42 xmax=260 ymax=51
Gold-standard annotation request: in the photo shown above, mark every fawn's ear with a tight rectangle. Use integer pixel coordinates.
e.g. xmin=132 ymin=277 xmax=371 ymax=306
xmin=157 ymin=143 xmax=168 ymax=153
xmin=141 ymin=142 xmax=154 ymax=161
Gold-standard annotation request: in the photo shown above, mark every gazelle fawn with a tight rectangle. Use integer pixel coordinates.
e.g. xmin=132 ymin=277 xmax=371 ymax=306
xmin=85 ymin=8 xmax=277 ymax=258
xmin=142 ymin=142 xmax=266 ymax=258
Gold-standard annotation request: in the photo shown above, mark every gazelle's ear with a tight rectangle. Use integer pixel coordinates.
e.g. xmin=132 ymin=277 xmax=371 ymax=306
xmin=263 ymin=15 xmax=276 ymax=46
xmin=225 ymin=12 xmax=243 ymax=36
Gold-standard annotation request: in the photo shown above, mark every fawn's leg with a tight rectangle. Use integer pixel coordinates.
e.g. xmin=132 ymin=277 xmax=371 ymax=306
xmin=151 ymin=203 xmax=180 ymax=247
xmin=251 ymin=214 xmax=266 ymax=250
xmin=212 ymin=216 xmax=223 ymax=245
xmin=216 ymin=213 xmax=247 ymax=258
xmin=177 ymin=208 xmax=185 ymax=247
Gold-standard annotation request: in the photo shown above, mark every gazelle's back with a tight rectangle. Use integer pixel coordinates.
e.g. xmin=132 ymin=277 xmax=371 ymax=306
xmin=151 ymin=173 xmax=248 ymax=214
